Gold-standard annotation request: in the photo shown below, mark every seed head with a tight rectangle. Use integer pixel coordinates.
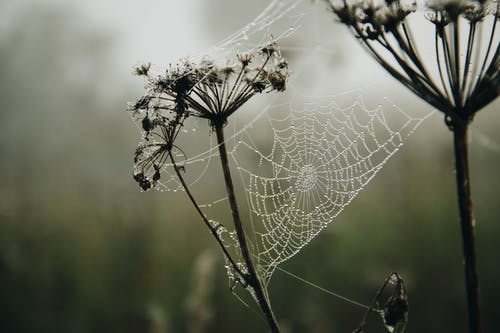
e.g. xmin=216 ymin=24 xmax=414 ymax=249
xmin=127 ymin=41 xmax=290 ymax=190
xmin=327 ymin=0 xmax=416 ymax=38
xmin=268 ymin=71 xmax=287 ymax=92
xmin=237 ymin=53 xmax=253 ymax=67
xmin=325 ymin=0 xmax=499 ymax=125
xmin=261 ymin=41 xmax=278 ymax=56
xmin=138 ymin=40 xmax=288 ymax=127
xmin=134 ymin=63 xmax=151 ymax=76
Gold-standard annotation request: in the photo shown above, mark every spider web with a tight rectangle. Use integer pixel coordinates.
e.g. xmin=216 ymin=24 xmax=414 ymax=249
xmin=145 ymin=0 xmax=312 ymax=199
xmin=231 ymin=96 xmax=426 ymax=286
xmin=136 ymin=0 xmax=430 ymax=289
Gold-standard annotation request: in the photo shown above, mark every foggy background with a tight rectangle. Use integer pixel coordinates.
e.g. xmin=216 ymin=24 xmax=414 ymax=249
xmin=1 ymin=0 xmax=499 ymax=332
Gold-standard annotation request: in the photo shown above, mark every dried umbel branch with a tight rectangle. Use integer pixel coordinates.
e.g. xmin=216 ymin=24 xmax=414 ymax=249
xmin=129 ymin=42 xmax=289 ymax=189
xmin=325 ymin=1 xmax=498 ymax=332
xmin=128 ymin=41 xmax=289 ymax=333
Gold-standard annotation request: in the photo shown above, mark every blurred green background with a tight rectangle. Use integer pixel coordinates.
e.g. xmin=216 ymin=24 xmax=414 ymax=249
xmin=1 ymin=1 xmax=499 ymax=332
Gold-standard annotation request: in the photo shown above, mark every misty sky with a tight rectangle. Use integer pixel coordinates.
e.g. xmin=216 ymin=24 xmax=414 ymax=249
xmin=0 ymin=0 xmax=276 ymax=75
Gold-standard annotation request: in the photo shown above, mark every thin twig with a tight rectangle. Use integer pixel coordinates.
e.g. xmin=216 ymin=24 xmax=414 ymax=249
xmin=168 ymin=150 xmax=246 ymax=280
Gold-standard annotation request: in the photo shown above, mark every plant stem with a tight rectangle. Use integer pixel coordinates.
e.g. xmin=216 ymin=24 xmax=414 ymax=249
xmin=168 ymin=150 xmax=245 ymax=279
xmin=453 ymin=122 xmax=481 ymax=333
xmin=214 ymin=124 xmax=281 ymax=333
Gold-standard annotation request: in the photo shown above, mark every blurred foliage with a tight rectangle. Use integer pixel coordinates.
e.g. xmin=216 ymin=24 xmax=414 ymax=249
xmin=1 ymin=3 xmax=499 ymax=333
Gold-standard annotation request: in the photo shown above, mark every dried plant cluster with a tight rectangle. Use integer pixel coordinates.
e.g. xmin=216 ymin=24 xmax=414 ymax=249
xmin=128 ymin=42 xmax=289 ymax=190
xmin=128 ymin=41 xmax=289 ymax=333
xmin=354 ymin=273 xmax=409 ymax=333
xmin=326 ymin=1 xmax=498 ymax=332
xmin=326 ymin=0 xmax=499 ymax=126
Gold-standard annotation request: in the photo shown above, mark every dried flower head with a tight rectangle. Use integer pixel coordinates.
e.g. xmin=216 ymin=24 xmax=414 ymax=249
xmin=327 ymin=0 xmax=416 ymax=37
xmin=134 ymin=62 xmax=151 ymax=76
xmin=141 ymin=41 xmax=289 ymax=129
xmin=326 ymin=0 xmax=499 ymax=127
xmin=128 ymin=41 xmax=289 ymax=190
xmin=237 ymin=53 xmax=253 ymax=67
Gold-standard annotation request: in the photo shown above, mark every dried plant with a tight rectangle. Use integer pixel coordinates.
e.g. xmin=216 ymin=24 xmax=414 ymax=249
xmin=128 ymin=41 xmax=289 ymax=333
xmin=354 ymin=273 xmax=409 ymax=333
xmin=325 ymin=1 xmax=499 ymax=332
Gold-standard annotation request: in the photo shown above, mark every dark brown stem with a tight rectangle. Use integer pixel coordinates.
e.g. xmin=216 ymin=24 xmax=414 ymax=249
xmin=214 ymin=124 xmax=281 ymax=333
xmin=453 ymin=123 xmax=481 ymax=333
xmin=168 ymin=150 xmax=245 ymax=279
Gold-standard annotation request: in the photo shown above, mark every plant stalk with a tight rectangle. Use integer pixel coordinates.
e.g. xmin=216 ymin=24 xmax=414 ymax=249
xmin=453 ymin=122 xmax=481 ymax=333
xmin=214 ymin=124 xmax=281 ymax=333
xmin=168 ymin=150 xmax=245 ymax=279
